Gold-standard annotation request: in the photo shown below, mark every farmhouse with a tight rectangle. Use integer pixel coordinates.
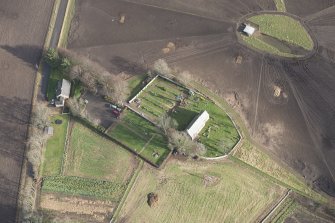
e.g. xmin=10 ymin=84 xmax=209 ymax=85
xmin=55 ymin=79 xmax=71 ymax=107
xmin=243 ymin=24 xmax=256 ymax=36
xmin=186 ymin=110 xmax=210 ymax=140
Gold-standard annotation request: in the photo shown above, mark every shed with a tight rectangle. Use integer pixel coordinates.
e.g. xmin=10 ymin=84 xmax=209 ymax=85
xmin=243 ymin=24 xmax=256 ymax=36
xmin=186 ymin=110 xmax=210 ymax=140
xmin=44 ymin=126 xmax=54 ymax=136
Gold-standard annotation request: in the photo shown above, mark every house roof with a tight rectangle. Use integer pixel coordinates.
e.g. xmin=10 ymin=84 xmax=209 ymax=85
xmin=186 ymin=110 xmax=210 ymax=140
xmin=56 ymin=79 xmax=71 ymax=99
xmin=243 ymin=24 xmax=256 ymax=36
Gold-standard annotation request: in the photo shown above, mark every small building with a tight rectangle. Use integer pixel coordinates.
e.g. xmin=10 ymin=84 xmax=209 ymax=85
xmin=243 ymin=24 xmax=256 ymax=37
xmin=186 ymin=110 xmax=210 ymax=140
xmin=55 ymin=79 xmax=71 ymax=107
xmin=44 ymin=126 xmax=54 ymax=136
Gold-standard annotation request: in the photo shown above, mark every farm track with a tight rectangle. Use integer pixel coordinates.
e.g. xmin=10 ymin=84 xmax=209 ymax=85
xmin=68 ymin=0 xmax=335 ymax=197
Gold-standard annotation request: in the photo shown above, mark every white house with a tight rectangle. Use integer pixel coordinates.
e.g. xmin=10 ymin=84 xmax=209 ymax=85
xmin=186 ymin=110 xmax=210 ymax=140
xmin=55 ymin=79 xmax=71 ymax=107
xmin=243 ymin=24 xmax=256 ymax=36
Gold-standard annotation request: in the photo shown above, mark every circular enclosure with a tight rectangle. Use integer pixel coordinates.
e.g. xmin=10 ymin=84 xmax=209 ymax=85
xmin=239 ymin=13 xmax=315 ymax=58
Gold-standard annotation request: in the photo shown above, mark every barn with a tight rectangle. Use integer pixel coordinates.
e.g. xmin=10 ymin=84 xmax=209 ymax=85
xmin=186 ymin=110 xmax=210 ymax=140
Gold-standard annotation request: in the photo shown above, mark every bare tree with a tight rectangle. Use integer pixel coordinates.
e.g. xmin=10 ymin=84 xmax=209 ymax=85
xmin=67 ymin=98 xmax=88 ymax=118
xmin=31 ymin=103 xmax=50 ymax=129
xmin=79 ymin=71 xmax=98 ymax=94
xmin=153 ymin=59 xmax=173 ymax=78
xmin=158 ymin=115 xmax=177 ymax=134
xmin=109 ymin=75 xmax=129 ymax=105
xmin=175 ymin=70 xmax=193 ymax=86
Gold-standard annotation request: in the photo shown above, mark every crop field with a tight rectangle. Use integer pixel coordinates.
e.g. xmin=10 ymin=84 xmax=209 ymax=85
xmin=42 ymin=114 xmax=69 ymax=176
xmin=118 ymin=159 xmax=285 ymax=223
xmin=171 ymin=94 xmax=240 ymax=157
xmin=131 ymin=76 xmax=186 ymax=121
xmin=107 ymin=109 xmax=170 ymax=166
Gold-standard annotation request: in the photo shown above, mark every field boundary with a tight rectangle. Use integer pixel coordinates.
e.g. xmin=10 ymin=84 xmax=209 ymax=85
xmin=16 ymin=0 xmax=62 ymax=222
xmin=110 ymin=160 xmax=144 ymax=223
xmin=129 ymin=75 xmax=158 ymax=103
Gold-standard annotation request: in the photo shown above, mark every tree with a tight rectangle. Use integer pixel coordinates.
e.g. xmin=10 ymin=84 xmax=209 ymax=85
xmin=153 ymin=59 xmax=172 ymax=78
xmin=79 ymin=71 xmax=98 ymax=94
xmin=158 ymin=115 xmax=177 ymax=134
xmin=43 ymin=48 xmax=59 ymax=68
xmin=67 ymin=98 xmax=88 ymax=118
xmin=31 ymin=103 xmax=50 ymax=129
xmin=109 ymin=75 xmax=129 ymax=105
xmin=175 ymin=70 xmax=193 ymax=86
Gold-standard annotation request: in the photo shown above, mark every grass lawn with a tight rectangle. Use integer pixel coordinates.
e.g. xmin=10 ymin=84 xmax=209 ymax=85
xmin=64 ymin=122 xmax=138 ymax=182
xmin=172 ymin=94 xmax=240 ymax=157
xmin=42 ymin=175 xmax=126 ymax=201
xmin=242 ymin=35 xmax=295 ymax=57
xmin=127 ymin=74 xmax=148 ymax=100
xmin=118 ymin=160 xmax=285 ymax=223
xmin=108 ymin=109 xmax=170 ymax=166
xmin=274 ymin=0 xmax=286 ymax=12
xmin=42 ymin=115 xmax=69 ymax=176
xmin=134 ymin=77 xmax=186 ymax=120
xmin=248 ymin=14 xmax=314 ymax=50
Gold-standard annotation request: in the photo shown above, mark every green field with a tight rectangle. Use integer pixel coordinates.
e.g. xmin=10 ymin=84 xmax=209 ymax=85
xmin=107 ymin=109 xmax=170 ymax=166
xmin=64 ymin=122 xmax=138 ymax=182
xmin=172 ymin=94 xmax=240 ymax=157
xmin=134 ymin=77 xmax=186 ymax=120
xmin=118 ymin=160 xmax=285 ymax=223
xmin=42 ymin=115 xmax=69 ymax=176
xmin=243 ymin=14 xmax=314 ymax=57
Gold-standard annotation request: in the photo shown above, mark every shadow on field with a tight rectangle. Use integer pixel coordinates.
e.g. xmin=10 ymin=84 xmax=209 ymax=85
xmin=1 ymin=44 xmax=42 ymax=68
xmin=111 ymin=56 xmax=147 ymax=74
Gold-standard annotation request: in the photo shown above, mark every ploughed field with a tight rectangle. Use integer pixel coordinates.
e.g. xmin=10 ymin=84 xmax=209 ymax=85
xmin=0 ymin=0 xmax=53 ymax=221
xmin=68 ymin=0 xmax=335 ymax=196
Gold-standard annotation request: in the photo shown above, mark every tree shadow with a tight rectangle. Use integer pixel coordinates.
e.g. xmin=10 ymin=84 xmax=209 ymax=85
xmin=110 ymin=56 xmax=147 ymax=75
xmin=1 ymin=44 xmax=43 ymax=68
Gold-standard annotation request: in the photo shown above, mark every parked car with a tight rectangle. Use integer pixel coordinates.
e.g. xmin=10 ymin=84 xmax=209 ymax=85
xmin=111 ymin=109 xmax=120 ymax=118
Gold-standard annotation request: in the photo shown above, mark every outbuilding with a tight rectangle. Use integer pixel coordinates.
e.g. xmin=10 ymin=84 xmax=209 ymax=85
xmin=243 ymin=24 xmax=256 ymax=36
xmin=186 ymin=110 xmax=210 ymax=140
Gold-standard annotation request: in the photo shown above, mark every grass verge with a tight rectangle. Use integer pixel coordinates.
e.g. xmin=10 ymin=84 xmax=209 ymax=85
xmin=42 ymin=115 xmax=69 ymax=176
xmin=274 ymin=0 xmax=286 ymax=12
xmin=58 ymin=0 xmax=76 ymax=47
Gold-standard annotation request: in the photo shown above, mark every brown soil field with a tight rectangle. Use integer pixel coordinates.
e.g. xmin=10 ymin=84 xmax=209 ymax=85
xmin=0 ymin=0 xmax=53 ymax=221
xmin=40 ymin=193 xmax=114 ymax=222
xmin=68 ymin=0 xmax=335 ymax=197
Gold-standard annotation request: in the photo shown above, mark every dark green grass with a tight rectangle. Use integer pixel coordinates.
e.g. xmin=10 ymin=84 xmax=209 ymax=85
xmin=172 ymin=95 xmax=240 ymax=157
xmin=108 ymin=109 xmax=170 ymax=166
xmin=127 ymin=74 xmax=148 ymax=100
xmin=42 ymin=175 xmax=126 ymax=201
xmin=46 ymin=69 xmax=62 ymax=101
xmin=42 ymin=115 xmax=69 ymax=176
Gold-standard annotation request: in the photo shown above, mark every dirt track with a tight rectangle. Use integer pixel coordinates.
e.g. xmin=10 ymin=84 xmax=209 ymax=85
xmin=0 ymin=0 xmax=53 ymax=221
xmin=68 ymin=0 xmax=335 ymax=196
